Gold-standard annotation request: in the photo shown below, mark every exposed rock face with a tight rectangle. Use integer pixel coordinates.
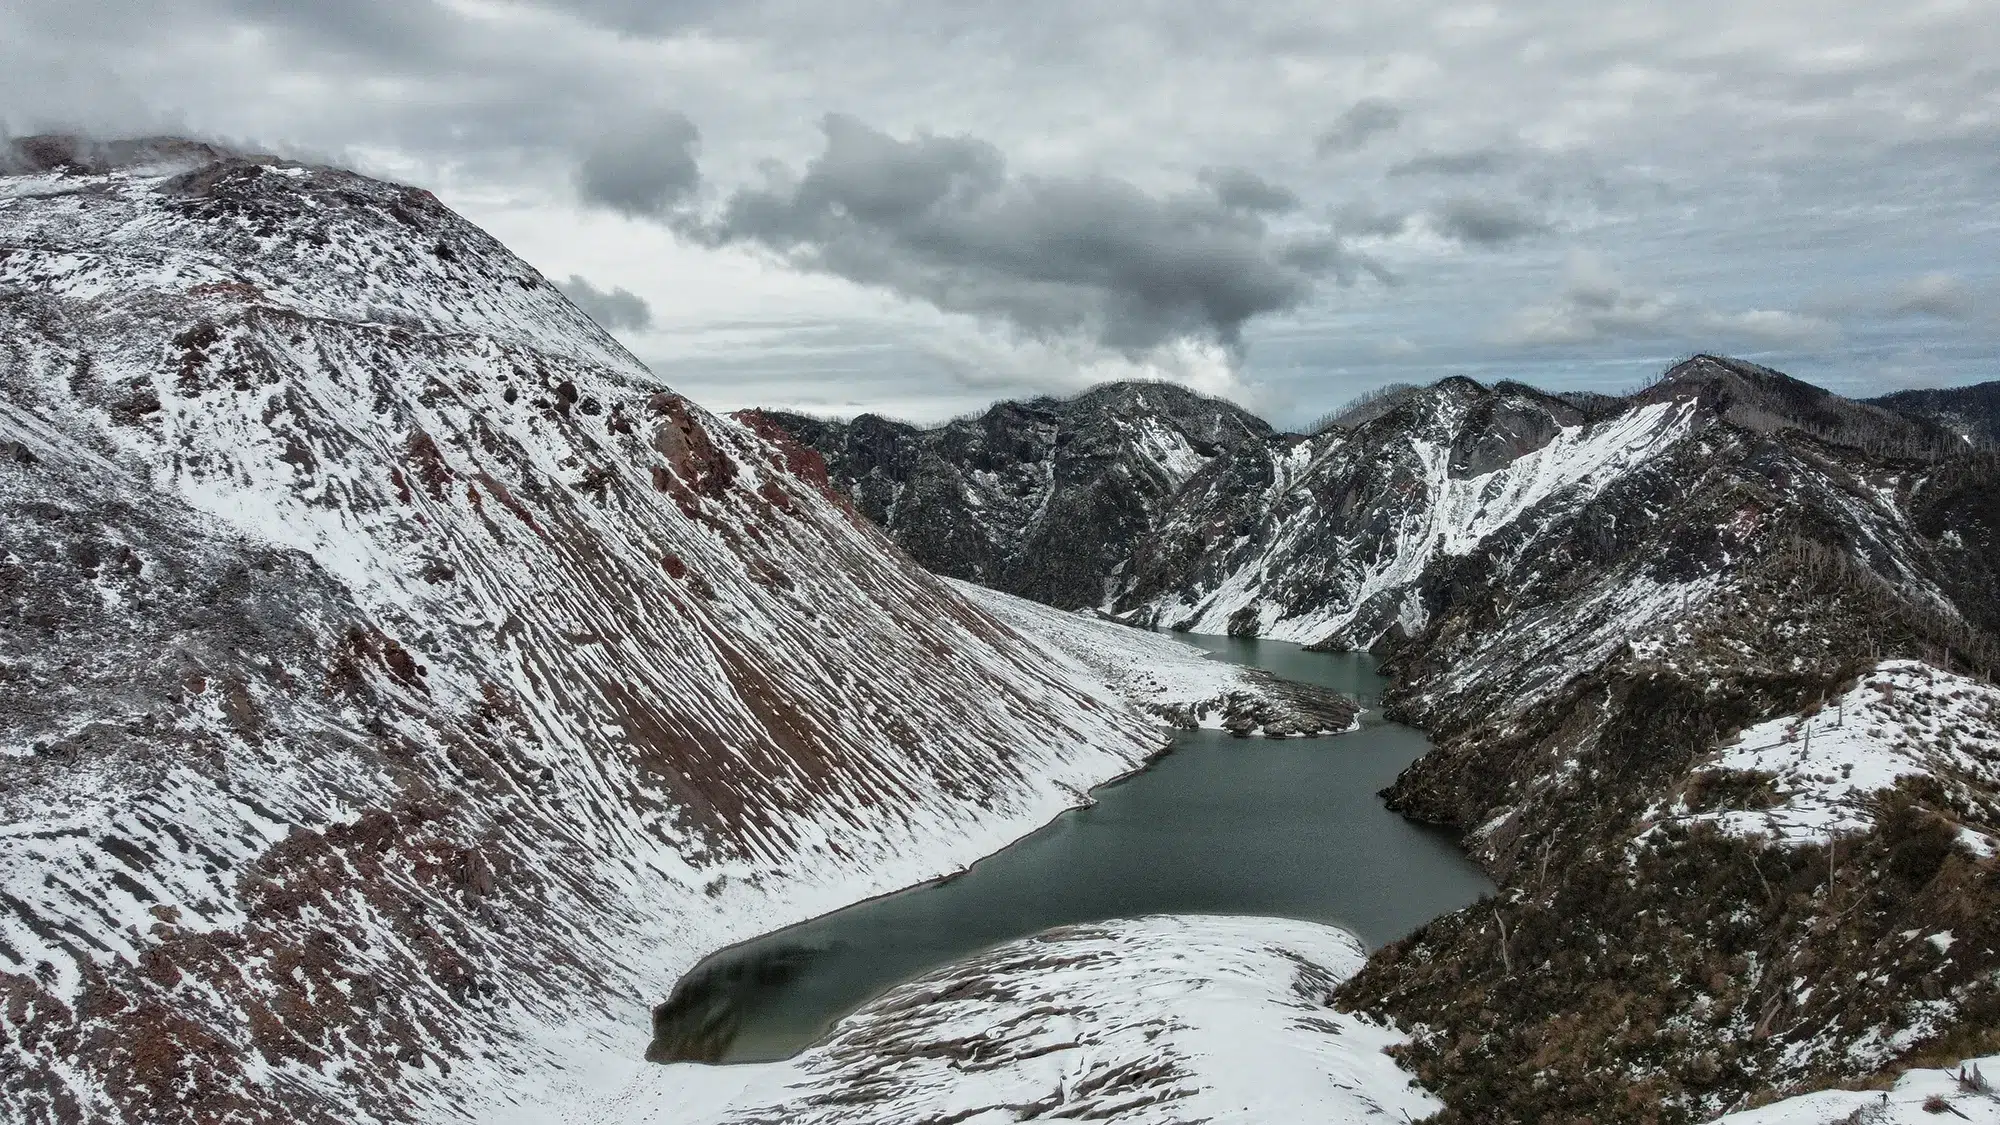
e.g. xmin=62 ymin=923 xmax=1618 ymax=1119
xmin=1329 ymin=366 xmax=2000 ymax=1124
xmin=763 ymin=381 xmax=1275 ymax=609
xmin=0 ymin=139 xmax=1165 ymax=1124
xmin=775 ymin=357 xmax=1991 ymax=654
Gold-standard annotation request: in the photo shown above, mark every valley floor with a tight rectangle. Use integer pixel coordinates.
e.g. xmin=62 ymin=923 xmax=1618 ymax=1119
xmin=497 ymin=585 xmax=1390 ymax=1125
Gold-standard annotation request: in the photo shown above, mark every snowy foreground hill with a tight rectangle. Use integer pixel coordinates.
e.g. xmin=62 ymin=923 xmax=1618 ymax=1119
xmin=0 ymin=137 xmax=1384 ymax=1124
xmin=577 ymin=915 xmax=1438 ymax=1125
xmin=775 ymin=365 xmax=2000 ymax=1120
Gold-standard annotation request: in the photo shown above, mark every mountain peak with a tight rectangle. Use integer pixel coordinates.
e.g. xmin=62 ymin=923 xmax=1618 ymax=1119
xmin=1639 ymin=353 xmax=1952 ymax=454
xmin=0 ymin=149 xmax=1162 ymax=1122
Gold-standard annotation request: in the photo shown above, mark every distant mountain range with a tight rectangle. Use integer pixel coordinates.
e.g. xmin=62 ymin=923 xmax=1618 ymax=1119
xmin=1867 ymin=380 xmax=2000 ymax=448
xmin=768 ymin=357 xmax=2000 ymax=1122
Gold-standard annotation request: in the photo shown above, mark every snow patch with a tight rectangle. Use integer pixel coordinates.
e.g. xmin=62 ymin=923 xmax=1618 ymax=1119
xmin=1666 ymin=660 xmax=2000 ymax=848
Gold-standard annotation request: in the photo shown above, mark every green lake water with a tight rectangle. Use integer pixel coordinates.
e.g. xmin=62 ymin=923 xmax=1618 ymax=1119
xmin=650 ymin=632 xmax=1493 ymax=1064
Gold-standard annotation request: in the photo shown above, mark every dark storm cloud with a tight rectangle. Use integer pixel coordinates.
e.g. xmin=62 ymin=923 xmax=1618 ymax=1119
xmin=1315 ymin=99 xmax=1402 ymax=156
xmin=679 ymin=114 xmax=1373 ymax=352
xmin=1428 ymin=196 xmax=1550 ymax=246
xmin=558 ymin=275 xmax=654 ymax=331
xmin=1199 ymin=167 xmax=1300 ymax=213
xmin=1389 ymin=148 xmax=1513 ymax=177
xmin=6 ymin=0 xmax=1996 ymax=412
xmin=576 ymin=112 xmax=702 ymax=217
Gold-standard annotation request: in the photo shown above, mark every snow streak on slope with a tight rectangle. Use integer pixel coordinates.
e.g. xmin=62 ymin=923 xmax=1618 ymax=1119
xmin=0 ymin=144 xmax=1165 ymax=1125
xmin=1125 ymin=389 xmax=1698 ymax=647
xmin=949 ymin=579 xmax=1358 ymax=737
xmin=1660 ymin=660 xmax=2000 ymax=853
xmin=570 ymin=915 xmax=1438 ymax=1125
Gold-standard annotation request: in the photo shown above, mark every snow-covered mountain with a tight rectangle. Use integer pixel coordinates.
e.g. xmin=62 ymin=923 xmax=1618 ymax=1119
xmin=760 ymin=381 xmax=1274 ymax=610
xmin=0 ymin=136 xmax=1196 ymax=1124
xmin=8 ymin=129 xmax=1994 ymax=1125
xmin=770 ymin=356 xmax=2000 ymax=1121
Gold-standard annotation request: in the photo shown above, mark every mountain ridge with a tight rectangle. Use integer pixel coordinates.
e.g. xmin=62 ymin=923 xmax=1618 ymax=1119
xmin=761 ymin=380 xmax=1275 ymax=609
xmin=764 ymin=356 xmax=2000 ymax=1121
xmin=0 ymin=138 xmax=1180 ymax=1125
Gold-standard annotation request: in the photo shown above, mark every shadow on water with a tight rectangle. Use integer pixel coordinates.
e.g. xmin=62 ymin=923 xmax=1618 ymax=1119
xmin=644 ymin=943 xmax=824 ymax=1063
xmin=650 ymin=632 xmax=1493 ymax=1065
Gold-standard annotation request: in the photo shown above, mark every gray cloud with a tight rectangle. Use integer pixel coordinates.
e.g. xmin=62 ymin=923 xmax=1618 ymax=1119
xmin=678 ymin=114 xmax=1371 ymax=352
xmin=4 ymin=0 xmax=1997 ymax=411
xmin=1315 ymin=99 xmax=1402 ymax=156
xmin=1502 ymin=254 xmax=1835 ymax=348
xmin=517 ymin=0 xmax=724 ymax=36
xmin=1199 ymin=166 xmax=1300 ymax=213
xmin=1330 ymin=201 xmax=1410 ymax=239
xmin=1428 ymin=196 xmax=1550 ymax=246
xmin=558 ymin=275 xmax=653 ymax=331
xmin=1883 ymin=272 xmax=1974 ymax=320
xmin=576 ymin=111 xmax=701 ymax=217
xmin=1389 ymin=148 xmax=1513 ymax=177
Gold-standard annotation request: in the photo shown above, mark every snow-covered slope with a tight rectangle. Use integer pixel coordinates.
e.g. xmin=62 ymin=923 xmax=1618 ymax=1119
xmin=0 ymin=137 xmax=1166 ymax=1124
xmin=1120 ymin=382 xmax=1702 ymax=646
xmin=1662 ymin=660 xmax=2000 ymax=854
xmin=571 ymin=915 xmax=1438 ymax=1125
xmin=948 ymin=579 xmax=1359 ymax=736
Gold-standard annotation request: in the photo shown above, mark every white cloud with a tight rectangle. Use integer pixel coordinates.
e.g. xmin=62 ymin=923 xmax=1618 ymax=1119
xmin=1884 ymin=272 xmax=1975 ymax=320
xmin=1501 ymin=253 xmax=1837 ymax=348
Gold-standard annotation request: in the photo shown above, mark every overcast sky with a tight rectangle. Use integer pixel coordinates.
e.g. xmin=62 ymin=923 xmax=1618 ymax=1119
xmin=5 ymin=1 xmax=1996 ymax=425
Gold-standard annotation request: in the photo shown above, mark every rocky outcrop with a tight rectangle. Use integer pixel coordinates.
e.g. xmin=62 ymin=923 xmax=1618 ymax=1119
xmin=1329 ymin=366 xmax=2000 ymax=1122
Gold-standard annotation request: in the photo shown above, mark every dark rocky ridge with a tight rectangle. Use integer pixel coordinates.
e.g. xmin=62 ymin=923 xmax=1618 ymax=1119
xmin=771 ymin=356 xmax=1991 ymax=647
xmin=763 ymin=381 xmax=1276 ymax=609
xmin=1868 ymin=380 xmax=2000 ymax=449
